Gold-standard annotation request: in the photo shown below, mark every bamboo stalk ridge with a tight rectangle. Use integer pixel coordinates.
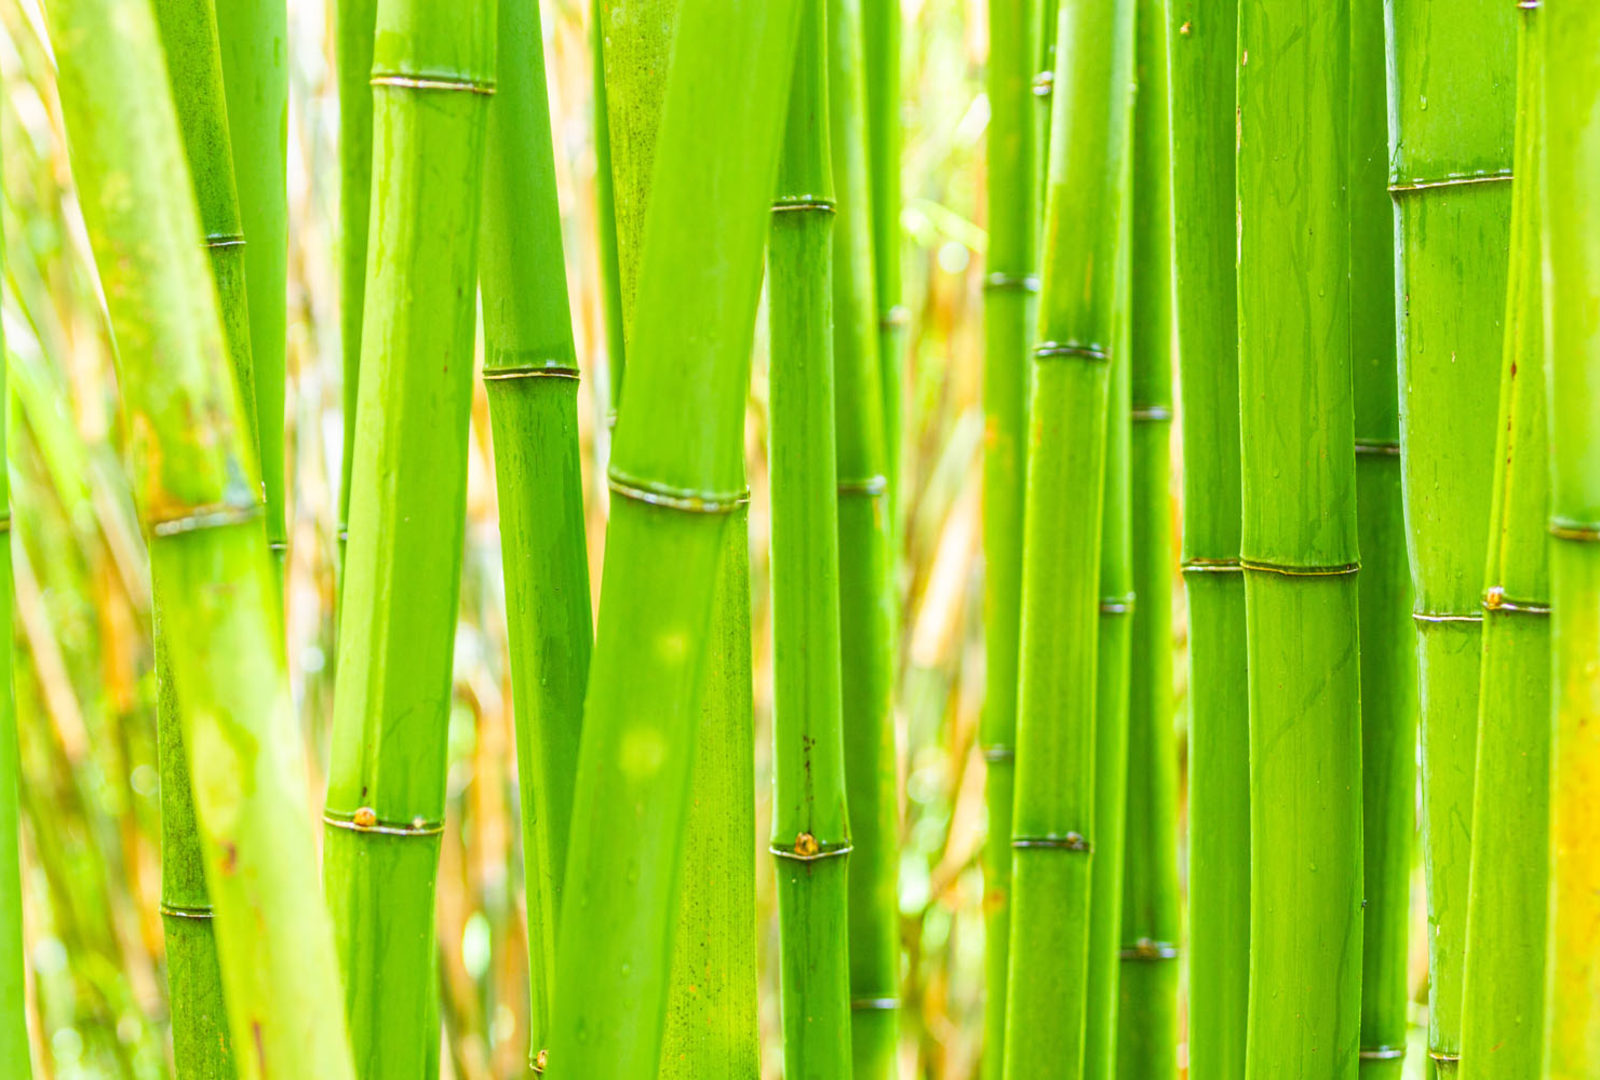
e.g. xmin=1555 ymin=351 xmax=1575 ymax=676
xmin=1165 ymin=0 xmax=1248 ymax=1075
xmin=1116 ymin=0 xmax=1179 ymax=1066
xmin=545 ymin=0 xmax=801 ymax=1072
xmin=978 ymin=0 xmax=1039 ymax=1072
xmin=150 ymin=0 xmax=263 ymax=1069
xmin=1002 ymin=0 xmax=1135 ymax=1075
xmin=862 ymin=0 xmax=902 ymax=513
xmin=1459 ymin=11 xmax=1547 ymax=1076
xmin=478 ymin=0 xmax=591 ymax=1066
xmin=321 ymin=0 xmax=496 ymax=1068
xmin=47 ymin=0 xmax=355 ymax=1072
xmin=1350 ymin=0 xmax=1416 ymax=1073
xmin=1384 ymin=3 xmax=1516 ymax=1070
xmin=826 ymin=0 xmax=901 ymax=1073
xmin=1238 ymin=0 xmax=1364 ymax=1074
xmin=1541 ymin=4 xmax=1600 ymax=1074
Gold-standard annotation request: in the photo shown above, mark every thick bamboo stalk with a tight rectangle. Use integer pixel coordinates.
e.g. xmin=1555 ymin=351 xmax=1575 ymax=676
xmin=1165 ymin=0 xmax=1248 ymax=1075
xmin=1384 ymin=3 xmax=1516 ymax=1070
xmin=862 ymin=0 xmax=901 ymax=508
xmin=48 ymin=0 xmax=354 ymax=1073
xmin=321 ymin=0 xmax=495 ymax=1070
xmin=1116 ymin=0 xmax=1178 ymax=1066
xmin=827 ymin=0 xmax=900 ymax=1073
xmin=1238 ymin=0 xmax=1364 ymax=1074
xmin=478 ymin=0 xmax=591 ymax=1067
xmin=545 ymin=2 xmax=801 ymax=1073
xmin=213 ymin=0 xmax=288 ymax=569
xmin=1350 ymin=0 xmax=1416 ymax=1074
xmin=770 ymin=5 xmax=854 ymax=1074
xmin=1002 ymin=1 xmax=1135 ymax=1076
xmin=150 ymin=0 xmax=261 ymax=1070
xmin=979 ymin=0 xmax=1038 ymax=1072
xmin=1458 ymin=12 xmax=1546 ymax=1077
xmin=1541 ymin=5 xmax=1600 ymax=1074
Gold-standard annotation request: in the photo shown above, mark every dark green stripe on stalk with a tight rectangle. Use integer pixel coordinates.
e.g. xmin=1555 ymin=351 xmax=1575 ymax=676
xmin=591 ymin=0 xmax=627 ymax=415
xmin=1002 ymin=2 xmax=1134 ymax=1076
xmin=862 ymin=0 xmax=902 ymax=512
xmin=322 ymin=0 xmax=496 ymax=1071
xmin=1238 ymin=0 xmax=1364 ymax=1074
xmin=1459 ymin=11 xmax=1547 ymax=1076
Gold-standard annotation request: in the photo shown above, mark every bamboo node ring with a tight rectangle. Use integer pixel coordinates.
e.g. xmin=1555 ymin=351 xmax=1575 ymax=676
xmin=770 ymin=836 xmax=852 ymax=862
xmin=1481 ymin=587 xmax=1550 ymax=615
xmin=159 ymin=902 xmax=216 ymax=920
xmin=1034 ymin=340 xmax=1109 ymax=363
xmin=150 ymin=500 xmax=263 ymax=537
xmin=0 ymin=513 xmax=12 ymax=535
xmin=1239 ymin=558 xmax=1359 ymax=577
xmin=607 ymin=470 xmax=750 ymax=515
xmin=1550 ymin=516 xmax=1600 ymax=541
xmin=880 ymin=305 xmax=911 ymax=329
xmin=1413 ymin=611 xmax=1483 ymax=624
xmin=1354 ymin=439 xmax=1400 ymax=456
xmin=1429 ymin=1051 xmax=1462 ymax=1069
xmin=1032 ymin=71 xmax=1054 ymax=97
xmin=1013 ymin=832 xmax=1091 ymax=853
xmin=203 ymin=233 xmax=246 ymax=249
xmin=324 ymin=808 xmax=446 ymax=838
xmin=1131 ymin=405 xmax=1172 ymax=422
xmin=850 ymin=997 xmax=900 ymax=1011
xmin=772 ymin=196 xmax=837 ymax=214
xmin=1181 ymin=558 xmax=1242 ymax=574
xmin=1118 ymin=938 xmax=1178 ymax=960
xmin=981 ymin=745 xmax=1016 ymax=763
xmin=1358 ymin=1047 xmax=1407 ymax=1061
xmin=370 ymin=73 xmax=496 ymax=95
xmin=1100 ymin=593 xmax=1136 ymax=615
xmin=484 ymin=363 xmax=581 ymax=382
xmin=838 ymin=474 xmax=889 ymax=497
xmin=1388 ymin=170 xmax=1512 ymax=194
xmin=1517 ymin=0 xmax=1540 ymax=10
xmin=983 ymin=272 xmax=1041 ymax=293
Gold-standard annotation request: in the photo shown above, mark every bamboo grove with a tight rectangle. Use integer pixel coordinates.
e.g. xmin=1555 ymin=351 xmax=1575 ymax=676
xmin=4 ymin=0 xmax=1600 ymax=1076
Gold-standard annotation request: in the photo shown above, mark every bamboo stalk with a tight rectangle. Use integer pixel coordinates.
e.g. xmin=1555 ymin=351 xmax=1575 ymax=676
xmin=1165 ymin=0 xmax=1248 ymax=1075
xmin=48 ymin=0 xmax=354 ymax=1072
xmin=862 ymin=0 xmax=901 ymax=510
xmin=979 ymin=0 xmax=1038 ymax=1072
xmin=1238 ymin=0 xmax=1364 ymax=1073
xmin=478 ymin=0 xmax=592 ymax=1067
xmin=1116 ymin=0 xmax=1178 ymax=1065
xmin=150 ymin=0 xmax=262 ymax=1070
xmin=827 ymin=0 xmax=900 ymax=1073
xmin=1003 ymin=1 xmax=1135 ymax=1075
xmin=1384 ymin=3 xmax=1516 ymax=1070
xmin=1350 ymin=0 xmax=1416 ymax=1074
xmin=1459 ymin=10 xmax=1546 ymax=1076
xmin=545 ymin=2 xmax=801 ymax=1073
xmin=1541 ymin=5 xmax=1600 ymax=1074
xmin=321 ymin=0 xmax=496 ymax=1069
xmin=592 ymin=0 xmax=627 ymax=417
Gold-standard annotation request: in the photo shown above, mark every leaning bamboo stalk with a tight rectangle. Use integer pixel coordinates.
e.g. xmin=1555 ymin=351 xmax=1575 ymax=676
xmin=321 ymin=0 xmax=495 ymax=1070
xmin=49 ymin=0 xmax=354 ymax=1073
xmin=1116 ymin=0 xmax=1179 ymax=1064
xmin=1002 ymin=1 xmax=1135 ymax=1075
xmin=1384 ymin=3 xmax=1516 ymax=1069
xmin=862 ymin=0 xmax=902 ymax=510
xmin=827 ymin=0 xmax=900 ymax=1073
xmin=1351 ymin=0 xmax=1416 ymax=1073
xmin=545 ymin=2 xmax=801 ymax=1073
xmin=1238 ymin=0 xmax=1364 ymax=1073
xmin=1458 ymin=10 xmax=1547 ymax=1076
xmin=1541 ymin=6 xmax=1600 ymax=1075
xmin=150 ymin=0 xmax=262 ymax=1069
xmin=1165 ymin=0 xmax=1247 ymax=1074
xmin=978 ymin=0 xmax=1038 ymax=1072
xmin=478 ymin=0 xmax=592 ymax=1067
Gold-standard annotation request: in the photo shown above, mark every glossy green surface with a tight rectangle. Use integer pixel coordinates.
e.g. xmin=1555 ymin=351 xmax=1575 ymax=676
xmin=862 ymin=0 xmax=901 ymax=511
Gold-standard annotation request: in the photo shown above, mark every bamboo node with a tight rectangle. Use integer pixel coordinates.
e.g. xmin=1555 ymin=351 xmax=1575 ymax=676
xmin=1180 ymin=557 xmax=1242 ymax=574
xmin=1359 ymin=1047 xmax=1407 ymax=1062
xmin=1485 ymin=585 xmax=1505 ymax=609
xmin=324 ymin=808 xmax=446 ymax=838
xmin=1119 ymin=938 xmax=1178 ymax=961
xmin=838 ymin=474 xmax=889 ymax=497
xmin=159 ymin=902 xmax=215 ymax=921
xmin=150 ymin=500 xmax=263 ymax=538
xmin=1550 ymin=516 xmax=1600 ymax=542
xmin=203 ymin=233 xmax=246 ymax=249
xmin=1413 ymin=611 xmax=1483 ymax=624
xmin=769 ymin=836 xmax=852 ymax=862
xmin=1481 ymin=587 xmax=1550 ymax=615
xmin=1517 ymin=0 xmax=1540 ymax=8
xmin=850 ymin=997 xmax=900 ymax=1012
xmin=795 ymin=832 xmax=819 ymax=857
xmin=981 ymin=744 xmax=1015 ymax=763
xmin=1240 ymin=558 xmax=1359 ymax=577
xmin=1034 ymin=340 xmax=1109 ymax=363
xmin=983 ymin=272 xmax=1041 ymax=293
xmin=1013 ymin=832 xmax=1091 ymax=853
xmin=1032 ymin=71 xmax=1054 ymax=98
xmin=1100 ymin=593 xmax=1136 ymax=615
xmin=483 ymin=363 xmax=580 ymax=383
xmin=1354 ymin=439 xmax=1400 ymax=456
xmin=1430 ymin=1051 xmax=1461 ymax=1071
xmin=880 ymin=305 xmax=911 ymax=329
xmin=607 ymin=470 xmax=750 ymax=515
xmin=1130 ymin=405 xmax=1172 ymax=422
xmin=771 ymin=196 xmax=837 ymax=214
xmin=0 ymin=513 xmax=12 ymax=535
xmin=532 ymin=1049 xmax=548 ymax=1073
xmin=370 ymin=73 xmax=496 ymax=96
xmin=1388 ymin=170 xmax=1512 ymax=195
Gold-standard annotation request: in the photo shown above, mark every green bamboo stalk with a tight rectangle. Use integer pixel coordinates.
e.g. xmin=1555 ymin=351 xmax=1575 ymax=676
xmin=1541 ymin=5 xmax=1600 ymax=1075
xmin=48 ymin=0 xmax=354 ymax=1073
xmin=1350 ymin=0 xmax=1416 ymax=1074
xmin=321 ymin=0 xmax=495 ymax=1070
xmin=827 ymin=0 xmax=900 ymax=1073
xmin=1165 ymin=0 xmax=1247 ymax=1075
xmin=1238 ymin=0 xmax=1363 ymax=1074
xmin=862 ymin=0 xmax=901 ymax=508
xmin=978 ymin=0 xmax=1038 ymax=1072
xmin=1115 ymin=0 xmax=1178 ymax=1066
xmin=478 ymin=0 xmax=591 ymax=1067
xmin=1384 ymin=3 xmax=1516 ymax=1071
xmin=150 ymin=0 xmax=262 ymax=1070
xmin=213 ymin=0 xmax=288 ymax=570
xmin=592 ymin=0 xmax=627 ymax=416
xmin=1458 ymin=11 xmax=1547 ymax=1076
xmin=1002 ymin=1 xmax=1134 ymax=1075
xmin=769 ymin=5 xmax=854 ymax=1074
xmin=545 ymin=2 xmax=801 ymax=1073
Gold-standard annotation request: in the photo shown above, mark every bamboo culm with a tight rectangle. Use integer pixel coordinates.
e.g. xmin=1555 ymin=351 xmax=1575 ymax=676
xmin=862 ymin=0 xmax=902 ymax=518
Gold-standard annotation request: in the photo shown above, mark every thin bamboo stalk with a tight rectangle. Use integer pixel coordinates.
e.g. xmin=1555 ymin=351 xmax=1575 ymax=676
xmin=1384 ymin=3 xmax=1516 ymax=1070
xmin=591 ymin=0 xmax=627 ymax=417
xmin=1238 ymin=0 xmax=1364 ymax=1074
xmin=321 ymin=0 xmax=496 ymax=1070
xmin=1458 ymin=10 xmax=1547 ymax=1076
xmin=979 ymin=0 xmax=1038 ymax=1072
xmin=150 ymin=0 xmax=262 ymax=1070
xmin=1002 ymin=1 xmax=1135 ymax=1075
xmin=1116 ymin=0 xmax=1178 ymax=1065
xmin=862 ymin=0 xmax=901 ymax=510
xmin=478 ymin=0 xmax=591 ymax=1067
xmin=1541 ymin=5 xmax=1600 ymax=1074
xmin=828 ymin=0 xmax=899 ymax=1074
xmin=1350 ymin=0 xmax=1416 ymax=1074
xmin=213 ymin=0 xmax=288 ymax=570
xmin=48 ymin=0 xmax=354 ymax=1072
xmin=545 ymin=2 xmax=801 ymax=1073
xmin=1165 ymin=0 xmax=1247 ymax=1075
